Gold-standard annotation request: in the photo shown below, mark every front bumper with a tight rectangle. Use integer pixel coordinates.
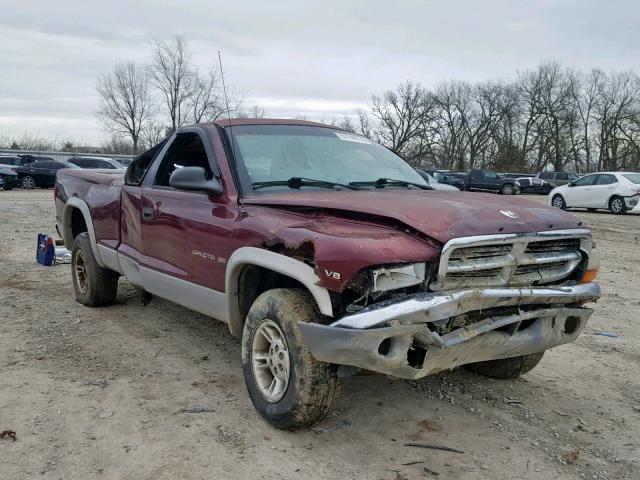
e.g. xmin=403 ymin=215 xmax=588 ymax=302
xmin=299 ymin=283 xmax=601 ymax=379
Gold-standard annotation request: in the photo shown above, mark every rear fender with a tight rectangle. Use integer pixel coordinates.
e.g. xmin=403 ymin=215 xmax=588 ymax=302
xmin=61 ymin=197 xmax=105 ymax=267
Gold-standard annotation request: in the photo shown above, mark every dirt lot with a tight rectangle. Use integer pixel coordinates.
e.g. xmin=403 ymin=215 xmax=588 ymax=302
xmin=1 ymin=189 xmax=638 ymax=480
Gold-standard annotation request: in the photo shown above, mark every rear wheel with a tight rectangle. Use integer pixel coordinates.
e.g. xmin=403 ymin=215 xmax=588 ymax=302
xmin=465 ymin=351 xmax=545 ymax=379
xmin=241 ymin=288 xmax=340 ymax=430
xmin=21 ymin=176 xmax=35 ymax=189
xmin=608 ymin=196 xmax=626 ymax=214
xmin=552 ymin=194 xmax=566 ymax=210
xmin=501 ymin=183 xmax=515 ymax=195
xmin=71 ymin=232 xmax=119 ymax=306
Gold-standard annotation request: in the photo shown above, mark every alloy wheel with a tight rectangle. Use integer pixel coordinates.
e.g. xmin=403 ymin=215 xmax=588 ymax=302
xmin=251 ymin=319 xmax=290 ymax=403
xmin=74 ymin=250 xmax=88 ymax=294
xmin=22 ymin=176 xmax=35 ymax=189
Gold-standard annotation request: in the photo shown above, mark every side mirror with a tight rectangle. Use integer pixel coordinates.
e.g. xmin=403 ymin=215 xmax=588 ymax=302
xmin=169 ymin=166 xmax=223 ymax=195
xmin=567 ymin=181 xmax=575 ymax=187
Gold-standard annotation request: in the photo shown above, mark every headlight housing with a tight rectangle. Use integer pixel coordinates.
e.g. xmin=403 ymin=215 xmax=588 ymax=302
xmin=371 ymin=263 xmax=426 ymax=292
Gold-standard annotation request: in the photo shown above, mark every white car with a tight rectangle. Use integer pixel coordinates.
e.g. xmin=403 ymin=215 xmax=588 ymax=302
xmin=548 ymin=171 xmax=640 ymax=214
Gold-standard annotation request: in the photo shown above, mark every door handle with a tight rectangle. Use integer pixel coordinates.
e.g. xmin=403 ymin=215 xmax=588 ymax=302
xmin=142 ymin=207 xmax=155 ymax=220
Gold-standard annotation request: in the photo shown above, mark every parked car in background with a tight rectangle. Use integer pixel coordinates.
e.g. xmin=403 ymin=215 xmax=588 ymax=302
xmin=113 ymin=157 xmax=133 ymax=167
xmin=0 ymin=166 xmax=19 ymax=190
xmin=0 ymin=154 xmax=33 ymax=168
xmin=15 ymin=160 xmax=80 ymax=189
xmin=67 ymin=156 xmax=126 ymax=169
xmin=421 ymin=169 xmax=467 ymax=190
xmin=503 ymin=173 xmax=554 ymax=194
xmin=549 ymin=172 xmax=640 ymax=214
xmin=537 ymin=171 xmax=579 ymax=188
xmin=18 ymin=154 xmax=55 ymax=164
xmin=449 ymin=169 xmax=520 ymax=194
xmin=416 ymin=170 xmax=460 ymax=191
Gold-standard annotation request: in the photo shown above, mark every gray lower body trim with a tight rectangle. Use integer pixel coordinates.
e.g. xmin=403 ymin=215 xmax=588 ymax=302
xmin=139 ymin=265 xmax=229 ymax=322
xmin=116 ymin=251 xmax=229 ymax=323
xmin=98 ymin=244 xmax=122 ymax=273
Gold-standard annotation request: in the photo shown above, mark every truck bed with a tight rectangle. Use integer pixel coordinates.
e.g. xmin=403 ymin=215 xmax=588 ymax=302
xmin=55 ymin=169 xmax=125 ymax=249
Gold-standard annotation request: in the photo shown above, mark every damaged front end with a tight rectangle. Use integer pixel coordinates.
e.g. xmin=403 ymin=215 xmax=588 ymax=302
xmin=299 ymin=229 xmax=602 ymax=379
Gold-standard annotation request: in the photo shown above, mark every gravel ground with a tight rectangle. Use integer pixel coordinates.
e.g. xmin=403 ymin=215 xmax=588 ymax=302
xmin=1 ymin=189 xmax=638 ymax=480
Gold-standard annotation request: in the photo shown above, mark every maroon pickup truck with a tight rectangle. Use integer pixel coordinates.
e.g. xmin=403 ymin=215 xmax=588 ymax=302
xmin=55 ymin=119 xmax=601 ymax=429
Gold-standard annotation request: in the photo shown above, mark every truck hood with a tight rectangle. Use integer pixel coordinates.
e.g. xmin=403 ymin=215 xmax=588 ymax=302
xmin=242 ymin=190 xmax=586 ymax=244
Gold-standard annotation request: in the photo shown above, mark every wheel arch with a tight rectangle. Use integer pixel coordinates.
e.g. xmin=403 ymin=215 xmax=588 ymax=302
xmin=62 ymin=198 xmax=105 ymax=267
xmin=225 ymin=247 xmax=333 ymax=337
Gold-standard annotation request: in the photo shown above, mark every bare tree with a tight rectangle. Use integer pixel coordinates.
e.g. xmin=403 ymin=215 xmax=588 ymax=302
xmin=370 ymin=81 xmax=433 ymax=163
xmin=149 ymin=35 xmax=196 ymax=131
xmin=96 ymin=62 xmax=152 ymax=152
xmin=141 ymin=120 xmax=169 ymax=149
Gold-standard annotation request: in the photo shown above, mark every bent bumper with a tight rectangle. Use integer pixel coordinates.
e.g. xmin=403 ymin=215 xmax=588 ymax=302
xmin=299 ymin=283 xmax=601 ymax=379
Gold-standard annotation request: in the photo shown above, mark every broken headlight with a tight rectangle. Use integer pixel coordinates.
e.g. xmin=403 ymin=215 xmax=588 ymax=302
xmin=371 ymin=263 xmax=426 ymax=293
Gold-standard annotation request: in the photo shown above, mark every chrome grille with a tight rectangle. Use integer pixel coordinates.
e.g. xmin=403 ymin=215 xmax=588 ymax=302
xmin=432 ymin=230 xmax=591 ymax=290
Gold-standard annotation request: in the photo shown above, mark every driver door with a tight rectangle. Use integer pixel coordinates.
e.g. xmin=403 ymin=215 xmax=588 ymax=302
xmin=137 ymin=130 xmax=238 ymax=297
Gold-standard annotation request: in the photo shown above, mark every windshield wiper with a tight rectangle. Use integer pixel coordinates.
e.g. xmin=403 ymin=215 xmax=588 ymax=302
xmin=349 ymin=178 xmax=433 ymax=190
xmin=252 ymin=177 xmax=361 ymax=191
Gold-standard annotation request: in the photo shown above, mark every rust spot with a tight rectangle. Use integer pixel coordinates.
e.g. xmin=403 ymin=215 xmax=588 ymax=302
xmin=263 ymin=239 xmax=315 ymax=264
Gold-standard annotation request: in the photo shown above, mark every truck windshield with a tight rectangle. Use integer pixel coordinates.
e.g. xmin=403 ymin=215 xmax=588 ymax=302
xmin=225 ymin=124 xmax=427 ymax=193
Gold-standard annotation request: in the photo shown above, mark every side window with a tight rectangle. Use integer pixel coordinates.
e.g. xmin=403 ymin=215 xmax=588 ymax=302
xmin=485 ymin=171 xmax=498 ymax=179
xmin=595 ymin=174 xmax=617 ymax=185
xmin=470 ymin=170 xmax=481 ymax=180
xmin=573 ymin=174 xmax=597 ymax=187
xmin=154 ymin=133 xmax=213 ymax=187
xmin=539 ymin=172 xmax=552 ymax=179
xmin=96 ymin=160 xmax=111 ymax=168
xmin=556 ymin=172 xmax=568 ymax=180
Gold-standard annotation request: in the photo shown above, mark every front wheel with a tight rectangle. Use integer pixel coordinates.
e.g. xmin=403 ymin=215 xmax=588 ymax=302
xmin=552 ymin=194 xmax=566 ymax=210
xmin=609 ymin=196 xmax=626 ymax=214
xmin=242 ymin=289 xmax=340 ymax=430
xmin=465 ymin=351 xmax=545 ymax=379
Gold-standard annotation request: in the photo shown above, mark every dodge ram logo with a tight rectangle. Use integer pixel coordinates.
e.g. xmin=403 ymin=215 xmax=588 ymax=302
xmin=499 ymin=210 xmax=518 ymax=219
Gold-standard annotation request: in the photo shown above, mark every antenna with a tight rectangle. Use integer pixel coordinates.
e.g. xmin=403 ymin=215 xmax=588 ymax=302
xmin=218 ymin=51 xmax=236 ymax=161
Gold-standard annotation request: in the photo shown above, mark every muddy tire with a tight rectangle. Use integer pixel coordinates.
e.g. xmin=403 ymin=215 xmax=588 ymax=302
xmin=241 ymin=288 xmax=340 ymax=430
xmin=608 ymin=196 xmax=626 ymax=215
xmin=71 ymin=232 xmax=119 ymax=307
xmin=552 ymin=194 xmax=566 ymax=210
xmin=465 ymin=351 xmax=545 ymax=379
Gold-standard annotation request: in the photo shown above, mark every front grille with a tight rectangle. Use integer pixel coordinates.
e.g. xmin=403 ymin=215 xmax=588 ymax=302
xmin=432 ymin=232 xmax=589 ymax=290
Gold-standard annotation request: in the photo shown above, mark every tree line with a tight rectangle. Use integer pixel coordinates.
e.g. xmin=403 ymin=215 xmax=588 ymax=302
xmin=5 ymin=50 xmax=640 ymax=174
xmin=341 ymin=62 xmax=640 ymax=173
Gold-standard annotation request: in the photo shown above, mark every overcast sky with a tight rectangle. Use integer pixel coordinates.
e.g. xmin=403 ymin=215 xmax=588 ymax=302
xmin=2 ymin=0 xmax=639 ymax=145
